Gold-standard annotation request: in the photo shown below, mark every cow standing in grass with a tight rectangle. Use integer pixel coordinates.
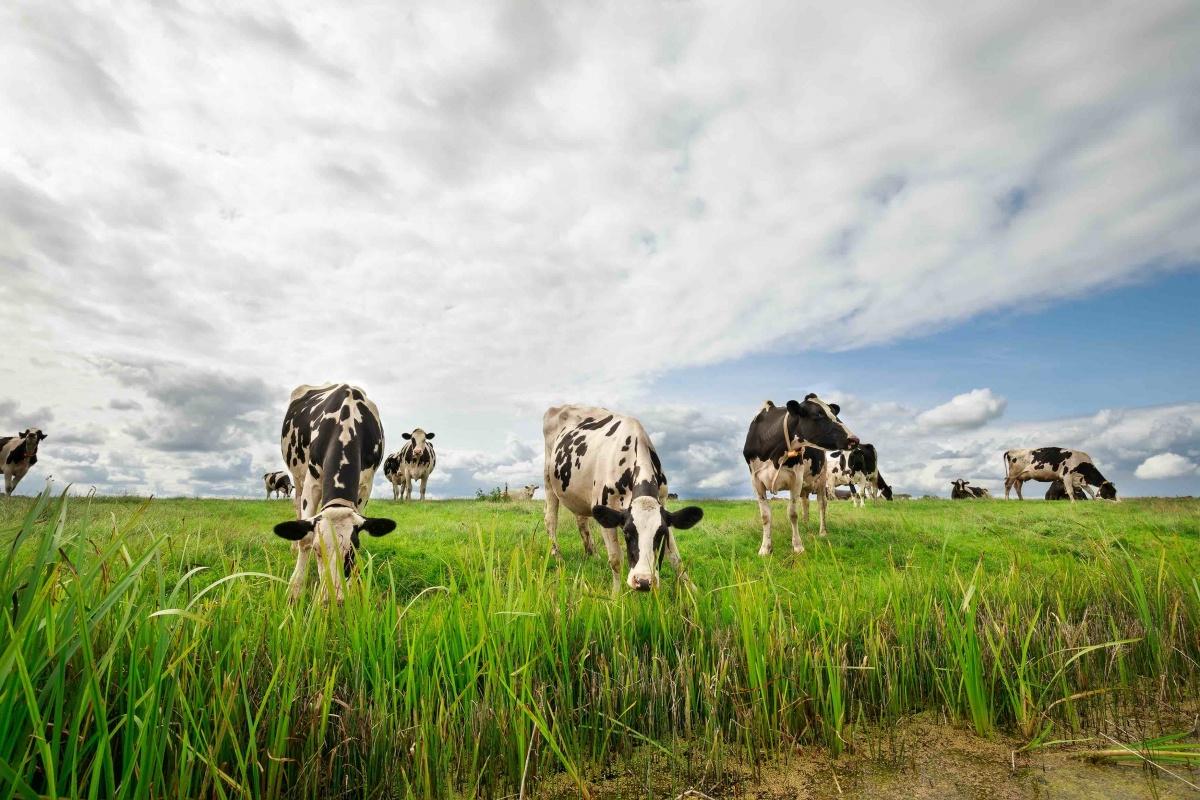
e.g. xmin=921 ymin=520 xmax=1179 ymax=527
xmin=263 ymin=471 xmax=293 ymax=499
xmin=1 ymin=428 xmax=46 ymax=496
xmin=742 ymin=395 xmax=859 ymax=554
xmin=1003 ymin=447 xmax=1117 ymax=503
xmin=822 ymin=444 xmax=879 ymax=507
xmin=274 ymin=384 xmax=396 ymax=602
xmin=543 ymin=405 xmax=703 ymax=592
xmin=385 ymin=429 xmax=436 ymax=501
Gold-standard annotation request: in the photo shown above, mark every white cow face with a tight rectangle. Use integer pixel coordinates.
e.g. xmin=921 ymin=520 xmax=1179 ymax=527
xmin=402 ymin=429 xmax=435 ymax=455
xmin=274 ymin=506 xmax=396 ymax=577
xmin=19 ymin=428 xmax=47 ymax=456
xmin=592 ymin=496 xmax=703 ymax=591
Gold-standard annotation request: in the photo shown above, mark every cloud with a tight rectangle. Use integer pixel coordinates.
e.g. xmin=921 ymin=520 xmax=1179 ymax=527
xmin=916 ymin=388 xmax=1007 ymax=431
xmin=0 ymin=398 xmax=55 ymax=430
xmin=109 ymin=398 xmax=143 ymax=411
xmin=1135 ymin=452 xmax=1198 ymax=480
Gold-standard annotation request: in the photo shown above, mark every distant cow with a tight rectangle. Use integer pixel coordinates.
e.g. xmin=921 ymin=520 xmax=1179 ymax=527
xmin=1 ymin=428 xmax=46 ymax=496
xmin=507 ymin=483 xmax=537 ymax=500
xmin=543 ymin=405 xmax=703 ymax=592
xmin=871 ymin=471 xmax=894 ymax=501
xmin=743 ymin=395 xmax=859 ymax=554
xmin=385 ymin=428 xmax=436 ymax=501
xmin=666 ymin=492 xmax=679 ymax=500
xmin=1003 ymin=447 xmax=1117 ymax=503
xmin=1046 ymin=479 xmax=1088 ymax=501
xmin=950 ymin=479 xmax=990 ymax=499
xmin=822 ymin=444 xmax=879 ymax=508
xmin=273 ymin=384 xmax=396 ymax=602
xmin=263 ymin=471 xmax=293 ymax=499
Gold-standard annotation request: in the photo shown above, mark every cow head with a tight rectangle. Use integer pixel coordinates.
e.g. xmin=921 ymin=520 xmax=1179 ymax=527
xmin=18 ymin=429 xmax=46 ymax=458
xmin=880 ymin=483 xmax=893 ymax=501
xmin=951 ymin=479 xmax=968 ymax=493
xmin=1097 ymin=481 xmax=1118 ymax=501
xmin=274 ymin=505 xmax=397 ymax=578
xmin=402 ymin=429 xmax=434 ymax=455
xmin=785 ymin=395 xmax=858 ymax=451
xmin=592 ymin=497 xmax=703 ymax=591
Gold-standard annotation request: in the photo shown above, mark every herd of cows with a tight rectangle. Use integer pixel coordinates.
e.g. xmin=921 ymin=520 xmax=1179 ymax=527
xmin=1 ymin=382 xmax=1120 ymax=599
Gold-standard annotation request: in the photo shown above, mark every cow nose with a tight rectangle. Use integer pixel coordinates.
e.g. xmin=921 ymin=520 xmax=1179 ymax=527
xmin=632 ymin=577 xmax=653 ymax=592
xmin=847 ymin=436 xmax=860 ymax=447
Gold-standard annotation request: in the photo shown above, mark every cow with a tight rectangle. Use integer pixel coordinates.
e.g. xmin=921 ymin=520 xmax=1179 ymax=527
xmin=1 ymin=428 xmax=46 ymax=496
xmin=742 ymin=394 xmax=859 ymax=555
xmin=263 ymin=471 xmax=293 ymax=499
xmin=666 ymin=492 xmax=679 ymax=500
xmin=1003 ymin=447 xmax=1118 ymax=503
xmin=950 ymin=479 xmax=990 ymax=499
xmin=508 ymin=484 xmax=538 ymax=500
xmin=543 ymin=404 xmax=703 ymax=592
xmin=832 ymin=486 xmax=856 ymax=501
xmin=871 ymin=470 xmax=894 ymax=501
xmin=273 ymin=384 xmax=396 ymax=602
xmin=1046 ymin=479 xmax=1088 ymax=501
xmin=822 ymin=444 xmax=879 ymax=507
xmin=385 ymin=428 xmax=436 ymax=501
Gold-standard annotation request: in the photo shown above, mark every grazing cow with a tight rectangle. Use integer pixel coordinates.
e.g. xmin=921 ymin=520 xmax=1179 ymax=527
xmin=273 ymin=384 xmax=396 ymax=602
xmin=263 ymin=471 xmax=293 ymax=499
xmin=1003 ymin=447 xmax=1117 ymax=503
xmin=1 ymin=428 xmax=46 ymax=496
xmin=950 ymin=479 xmax=990 ymax=499
xmin=543 ymin=405 xmax=703 ymax=592
xmin=742 ymin=395 xmax=859 ymax=554
xmin=871 ymin=471 xmax=894 ymax=501
xmin=385 ymin=429 xmax=436 ymax=501
xmin=822 ymin=444 xmax=879 ymax=507
xmin=1046 ymin=479 xmax=1088 ymax=501
xmin=832 ymin=486 xmax=856 ymax=501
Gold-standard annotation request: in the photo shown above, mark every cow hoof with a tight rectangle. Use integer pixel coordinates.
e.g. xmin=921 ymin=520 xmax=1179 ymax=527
xmin=757 ymin=546 xmax=772 ymax=557
xmin=793 ymin=545 xmax=806 ymax=554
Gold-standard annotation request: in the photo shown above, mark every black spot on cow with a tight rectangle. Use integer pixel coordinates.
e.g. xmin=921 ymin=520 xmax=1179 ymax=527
xmin=606 ymin=420 xmax=621 ymax=437
xmin=1030 ymin=447 xmax=1071 ymax=470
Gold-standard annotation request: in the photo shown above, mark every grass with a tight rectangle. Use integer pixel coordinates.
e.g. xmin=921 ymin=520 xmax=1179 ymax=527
xmin=0 ymin=491 xmax=1197 ymax=798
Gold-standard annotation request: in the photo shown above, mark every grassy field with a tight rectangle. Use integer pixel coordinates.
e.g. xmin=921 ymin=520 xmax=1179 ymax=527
xmin=1 ymin=491 xmax=1198 ymax=798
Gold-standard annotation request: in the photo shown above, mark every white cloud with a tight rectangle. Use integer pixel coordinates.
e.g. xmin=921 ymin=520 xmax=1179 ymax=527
xmin=1135 ymin=452 xmax=1198 ymax=480
xmin=1 ymin=1 xmax=1198 ymax=497
xmin=916 ymin=388 xmax=1008 ymax=431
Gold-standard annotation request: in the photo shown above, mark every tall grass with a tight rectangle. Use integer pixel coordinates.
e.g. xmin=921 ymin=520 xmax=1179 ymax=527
xmin=1 ymin=490 xmax=1197 ymax=797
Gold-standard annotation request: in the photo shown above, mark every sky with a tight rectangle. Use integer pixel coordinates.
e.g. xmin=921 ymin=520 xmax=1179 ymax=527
xmin=2 ymin=0 xmax=1199 ymax=500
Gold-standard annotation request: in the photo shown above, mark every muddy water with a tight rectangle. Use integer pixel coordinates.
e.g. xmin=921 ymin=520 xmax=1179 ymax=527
xmin=538 ymin=714 xmax=1199 ymax=799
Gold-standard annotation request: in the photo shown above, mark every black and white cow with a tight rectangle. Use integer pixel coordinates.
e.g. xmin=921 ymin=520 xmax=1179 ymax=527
xmin=543 ymin=405 xmax=703 ymax=592
xmin=950 ymin=479 xmax=990 ymax=499
xmin=384 ymin=429 xmax=436 ymax=501
xmin=1 ymin=428 xmax=46 ymax=496
xmin=1046 ymin=479 xmax=1088 ymax=501
xmin=742 ymin=395 xmax=859 ymax=554
xmin=273 ymin=384 xmax=396 ymax=602
xmin=871 ymin=471 xmax=894 ymax=501
xmin=1003 ymin=447 xmax=1117 ymax=503
xmin=822 ymin=444 xmax=879 ymax=507
xmin=263 ymin=471 xmax=293 ymax=499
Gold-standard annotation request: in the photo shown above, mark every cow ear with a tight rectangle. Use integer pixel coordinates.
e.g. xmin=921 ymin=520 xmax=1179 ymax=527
xmin=37 ymin=431 xmax=47 ymax=440
xmin=591 ymin=504 xmax=626 ymax=529
xmin=358 ymin=517 xmax=396 ymax=537
xmin=667 ymin=506 xmax=704 ymax=530
xmin=402 ymin=432 xmax=412 ymax=439
xmin=786 ymin=399 xmax=806 ymax=416
xmin=425 ymin=432 xmax=435 ymax=440
xmin=274 ymin=519 xmax=315 ymax=541
xmin=828 ymin=403 xmax=840 ymax=417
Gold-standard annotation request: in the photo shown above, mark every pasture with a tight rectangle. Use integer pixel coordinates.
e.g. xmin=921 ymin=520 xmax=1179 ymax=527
xmin=2 ymin=492 xmax=1198 ymax=798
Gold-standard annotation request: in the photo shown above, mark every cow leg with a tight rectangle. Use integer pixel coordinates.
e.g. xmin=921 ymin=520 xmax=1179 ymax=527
xmin=1004 ymin=477 xmax=1013 ymax=500
xmin=287 ymin=545 xmax=312 ymax=603
xmin=800 ymin=492 xmax=810 ymax=526
xmin=391 ymin=479 xmax=399 ymax=501
xmin=598 ymin=525 xmax=623 ymax=594
xmin=1063 ymin=473 xmax=1078 ymax=505
xmin=1015 ymin=480 xmax=1024 ymax=501
xmin=4 ymin=471 xmax=13 ymax=496
xmin=575 ymin=514 xmax=596 ymax=557
xmin=544 ymin=491 xmax=563 ymax=560
xmin=419 ymin=476 xmax=428 ymax=500
xmin=752 ymin=473 xmax=773 ymax=556
xmin=787 ymin=490 xmax=804 ymax=553
xmin=816 ymin=481 xmax=830 ymax=537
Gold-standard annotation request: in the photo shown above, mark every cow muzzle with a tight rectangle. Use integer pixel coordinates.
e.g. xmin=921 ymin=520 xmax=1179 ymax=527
xmin=847 ymin=436 xmax=861 ymax=448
